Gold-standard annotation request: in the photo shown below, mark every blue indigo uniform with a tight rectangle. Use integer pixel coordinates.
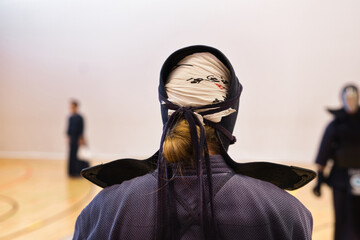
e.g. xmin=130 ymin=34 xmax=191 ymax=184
xmin=67 ymin=113 xmax=85 ymax=176
xmin=73 ymin=155 xmax=313 ymax=240
xmin=315 ymin=108 xmax=360 ymax=240
xmin=74 ymin=45 xmax=315 ymax=240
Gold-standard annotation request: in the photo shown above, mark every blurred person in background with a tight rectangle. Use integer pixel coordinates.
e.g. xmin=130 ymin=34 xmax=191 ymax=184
xmin=66 ymin=99 xmax=89 ymax=177
xmin=313 ymin=84 xmax=360 ymax=240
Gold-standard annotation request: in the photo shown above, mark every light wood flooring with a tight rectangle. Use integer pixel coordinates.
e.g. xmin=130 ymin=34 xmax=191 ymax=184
xmin=0 ymin=158 xmax=334 ymax=240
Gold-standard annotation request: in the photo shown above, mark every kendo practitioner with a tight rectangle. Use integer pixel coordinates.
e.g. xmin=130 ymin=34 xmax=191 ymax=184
xmin=66 ymin=99 xmax=88 ymax=177
xmin=313 ymin=84 xmax=360 ymax=240
xmin=73 ymin=45 xmax=315 ymax=240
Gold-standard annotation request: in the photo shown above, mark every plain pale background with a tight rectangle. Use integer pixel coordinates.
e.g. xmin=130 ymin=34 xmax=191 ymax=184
xmin=1 ymin=0 xmax=359 ymax=164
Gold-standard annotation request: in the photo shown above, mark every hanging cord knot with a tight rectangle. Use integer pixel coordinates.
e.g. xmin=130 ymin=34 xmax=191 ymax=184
xmin=159 ymin=84 xmax=241 ymax=145
xmin=156 ymin=85 xmax=241 ymax=240
xmin=156 ymin=101 xmax=219 ymax=240
xmin=177 ymin=106 xmax=194 ymax=115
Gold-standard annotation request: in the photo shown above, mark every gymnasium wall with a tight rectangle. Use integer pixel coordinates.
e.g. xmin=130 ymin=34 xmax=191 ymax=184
xmin=1 ymin=0 xmax=360 ymax=163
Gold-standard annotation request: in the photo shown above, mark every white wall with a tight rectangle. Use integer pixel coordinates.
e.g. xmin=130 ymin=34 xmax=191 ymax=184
xmin=1 ymin=0 xmax=359 ymax=163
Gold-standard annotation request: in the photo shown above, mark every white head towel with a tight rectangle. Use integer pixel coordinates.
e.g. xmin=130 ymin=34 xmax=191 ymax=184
xmin=165 ymin=52 xmax=236 ymax=123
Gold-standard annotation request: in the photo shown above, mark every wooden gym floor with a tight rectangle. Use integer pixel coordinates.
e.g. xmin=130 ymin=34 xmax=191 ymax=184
xmin=0 ymin=158 xmax=334 ymax=240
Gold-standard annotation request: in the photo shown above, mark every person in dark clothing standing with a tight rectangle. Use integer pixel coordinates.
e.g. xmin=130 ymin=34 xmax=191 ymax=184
xmin=73 ymin=46 xmax=315 ymax=240
xmin=313 ymin=84 xmax=360 ymax=240
xmin=66 ymin=99 xmax=88 ymax=177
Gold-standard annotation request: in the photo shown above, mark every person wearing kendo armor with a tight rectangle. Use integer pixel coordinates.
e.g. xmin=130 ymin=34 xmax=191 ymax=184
xmin=73 ymin=45 xmax=315 ymax=240
xmin=313 ymin=84 xmax=360 ymax=240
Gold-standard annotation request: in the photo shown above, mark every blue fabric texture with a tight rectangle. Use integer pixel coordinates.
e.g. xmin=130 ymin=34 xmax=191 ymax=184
xmin=74 ymin=155 xmax=313 ymax=240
